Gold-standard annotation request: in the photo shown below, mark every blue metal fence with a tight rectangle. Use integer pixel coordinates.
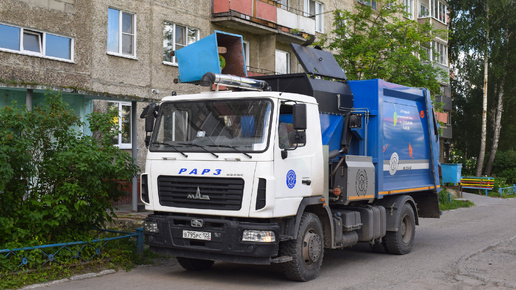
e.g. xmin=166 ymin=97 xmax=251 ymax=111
xmin=498 ymin=185 xmax=516 ymax=197
xmin=0 ymin=228 xmax=143 ymax=272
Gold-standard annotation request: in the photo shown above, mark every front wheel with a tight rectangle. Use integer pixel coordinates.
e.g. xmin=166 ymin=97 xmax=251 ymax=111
xmin=384 ymin=203 xmax=415 ymax=255
xmin=281 ymin=212 xmax=324 ymax=281
xmin=177 ymin=257 xmax=214 ymax=271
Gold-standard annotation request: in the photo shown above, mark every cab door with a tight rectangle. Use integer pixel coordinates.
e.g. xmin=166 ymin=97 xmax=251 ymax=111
xmin=273 ymin=102 xmax=316 ymax=201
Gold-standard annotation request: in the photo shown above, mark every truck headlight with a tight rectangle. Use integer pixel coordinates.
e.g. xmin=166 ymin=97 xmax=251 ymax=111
xmin=242 ymin=230 xmax=276 ymax=243
xmin=144 ymin=221 xmax=159 ymax=233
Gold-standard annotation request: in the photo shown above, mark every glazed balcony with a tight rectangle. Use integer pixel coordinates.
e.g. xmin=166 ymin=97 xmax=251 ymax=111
xmin=212 ymin=0 xmax=315 ymax=42
xmin=417 ymin=0 xmax=448 ymax=31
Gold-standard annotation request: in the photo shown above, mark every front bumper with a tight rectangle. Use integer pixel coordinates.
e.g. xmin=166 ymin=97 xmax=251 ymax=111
xmin=144 ymin=214 xmax=280 ymax=265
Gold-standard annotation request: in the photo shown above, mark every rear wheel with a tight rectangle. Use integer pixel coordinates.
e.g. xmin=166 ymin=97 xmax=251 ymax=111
xmin=281 ymin=212 xmax=324 ymax=281
xmin=384 ymin=203 xmax=415 ymax=255
xmin=177 ymin=257 xmax=214 ymax=271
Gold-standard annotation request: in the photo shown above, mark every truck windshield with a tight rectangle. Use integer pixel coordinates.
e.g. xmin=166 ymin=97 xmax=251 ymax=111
xmin=150 ymin=99 xmax=272 ymax=153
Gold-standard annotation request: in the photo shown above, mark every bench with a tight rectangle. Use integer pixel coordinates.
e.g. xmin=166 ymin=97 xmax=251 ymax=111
xmin=460 ymin=176 xmax=495 ymax=196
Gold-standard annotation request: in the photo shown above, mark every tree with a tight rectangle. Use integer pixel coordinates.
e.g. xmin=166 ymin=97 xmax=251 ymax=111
xmin=0 ymin=92 xmax=139 ymax=248
xmin=450 ymin=0 xmax=516 ymax=176
xmin=484 ymin=0 xmax=515 ymax=175
xmin=476 ymin=2 xmax=489 ymax=177
xmin=316 ymin=0 xmax=447 ymax=94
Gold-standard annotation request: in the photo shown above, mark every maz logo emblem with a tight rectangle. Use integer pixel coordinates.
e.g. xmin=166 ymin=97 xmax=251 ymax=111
xmin=191 ymin=219 xmax=204 ymax=228
xmin=187 ymin=187 xmax=210 ymax=200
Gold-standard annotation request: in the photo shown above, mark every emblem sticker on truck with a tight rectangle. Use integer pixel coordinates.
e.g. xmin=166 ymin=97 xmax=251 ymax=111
xmin=389 ymin=152 xmax=399 ymax=175
xmin=286 ymin=170 xmax=296 ymax=189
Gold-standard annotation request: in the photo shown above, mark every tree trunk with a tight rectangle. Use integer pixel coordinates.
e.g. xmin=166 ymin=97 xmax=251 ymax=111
xmin=485 ymin=23 xmax=510 ymax=176
xmin=485 ymin=83 xmax=503 ymax=176
xmin=475 ymin=2 xmax=489 ymax=177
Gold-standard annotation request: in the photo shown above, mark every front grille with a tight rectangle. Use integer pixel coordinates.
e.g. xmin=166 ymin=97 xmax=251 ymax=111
xmin=157 ymin=176 xmax=244 ymax=210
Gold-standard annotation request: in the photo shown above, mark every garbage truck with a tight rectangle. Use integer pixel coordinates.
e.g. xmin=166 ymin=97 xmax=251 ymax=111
xmin=140 ymin=31 xmax=441 ymax=281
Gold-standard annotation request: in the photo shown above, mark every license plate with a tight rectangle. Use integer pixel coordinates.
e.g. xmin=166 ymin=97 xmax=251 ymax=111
xmin=183 ymin=230 xmax=211 ymax=241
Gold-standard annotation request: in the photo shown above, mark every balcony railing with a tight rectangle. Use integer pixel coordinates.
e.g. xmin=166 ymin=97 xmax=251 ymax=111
xmin=212 ymin=0 xmax=315 ymax=36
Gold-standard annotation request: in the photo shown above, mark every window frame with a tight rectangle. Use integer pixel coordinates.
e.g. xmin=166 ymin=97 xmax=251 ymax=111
xmin=304 ymin=0 xmax=324 ymax=33
xmin=433 ymin=41 xmax=447 ymax=66
xmin=109 ymin=101 xmax=133 ymax=149
xmin=428 ymin=0 xmax=447 ymax=24
xmin=357 ymin=0 xmax=377 ymax=10
xmin=243 ymin=40 xmax=250 ymax=71
xmin=107 ymin=8 xmax=137 ymax=59
xmin=0 ymin=22 xmax=74 ymax=62
xmin=162 ymin=21 xmax=200 ymax=66
xmin=403 ymin=0 xmax=414 ymax=19
xmin=275 ymin=49 xmax=290 ymax=74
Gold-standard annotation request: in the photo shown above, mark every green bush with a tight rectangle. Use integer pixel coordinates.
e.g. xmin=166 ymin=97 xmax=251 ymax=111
xmin=492 ymin=150 xmax=516 ymax=184
xmin=0 ymin=92 xmax=139 ymax=249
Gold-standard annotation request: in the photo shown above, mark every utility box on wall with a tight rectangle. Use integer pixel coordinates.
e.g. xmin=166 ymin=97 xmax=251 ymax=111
xmin=175 ymin=31 xmax=247 ymax=83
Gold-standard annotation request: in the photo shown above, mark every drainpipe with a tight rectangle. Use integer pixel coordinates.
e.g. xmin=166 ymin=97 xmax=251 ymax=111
xmin=131 ymin=101 xmax=138 ymax=212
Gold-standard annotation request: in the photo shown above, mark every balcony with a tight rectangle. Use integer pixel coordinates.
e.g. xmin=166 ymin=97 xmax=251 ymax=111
xmin=212 ymin=0 xmax=315 ymax=42
xmin=417 ymin=0 xmax=448 ymax=31
xmin=435 ymin=95 xmax=452 ymax=111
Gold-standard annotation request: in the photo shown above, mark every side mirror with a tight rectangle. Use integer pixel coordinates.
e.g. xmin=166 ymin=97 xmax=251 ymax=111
xmin=140 ymin=103 xmax=159 ymax=147
xmin=292 ymin=104 xmax=307 ymax=130
xmin=140 ymin=103 xmax=159 ymax=133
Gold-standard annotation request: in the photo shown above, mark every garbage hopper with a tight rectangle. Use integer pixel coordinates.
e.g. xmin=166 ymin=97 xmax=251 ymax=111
xmin=441 ymin=163 xmax=462 ymax=185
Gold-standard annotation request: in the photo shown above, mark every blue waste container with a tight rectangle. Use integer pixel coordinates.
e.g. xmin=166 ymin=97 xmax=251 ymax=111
xmin=441 ymin=163 xmax=462 ymax=184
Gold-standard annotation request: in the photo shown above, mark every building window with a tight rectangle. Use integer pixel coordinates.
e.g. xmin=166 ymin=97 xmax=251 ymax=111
xmin=358 ymin=0 xmax=377 ymax=10
xmin=107 ymin=8 xmax=136 ymax=57
xmin=305 ymin=0 xmax=324 ymax=33
xmin=404 ymin=0 xmax=414 ymax=19
xmin=0 ymin=23 xmax=73 ymax=61
xmin=431 ymin=0 xmax=447 ymax=23
xmin=243 ymin=40 xmax=250 ymax=71
xmin=433 ymin=41 xmax=447 ymax=65
xmin=419 ymin=3 xmax=429 ymax=17
xmin=163 ymin=21 xmax=199 ymax=65
xmin=23 ymin=30 xmax=42 ymax=53
xmin=278 ymin=0 xmax=289 ymax=10
xmin=109 ymin=102 xmax=132 ymax=149
xmin=275 ymin=49 xmax=290 ymax=74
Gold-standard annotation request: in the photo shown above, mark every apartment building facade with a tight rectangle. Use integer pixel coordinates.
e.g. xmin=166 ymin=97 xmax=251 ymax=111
xmin=0 ymin=0 xmax=451 ymax=168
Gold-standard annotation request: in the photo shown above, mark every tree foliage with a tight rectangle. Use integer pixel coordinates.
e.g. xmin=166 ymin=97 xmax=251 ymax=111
xmin=449 ymin=0 xmax=516 ymax=175
xmin=316 ymin=0 xmax=447 ymax=94
xmin=0 ymin=92 xmax=139 ymax=248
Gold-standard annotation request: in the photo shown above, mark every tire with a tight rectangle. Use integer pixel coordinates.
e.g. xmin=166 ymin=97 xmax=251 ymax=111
xmin=384 ymin=203 xmax=415 ymax=255
xmin=281 ymin=212 xmax=324 ymax=282
xmin=177 ymin=257 xmax=214 ymax=271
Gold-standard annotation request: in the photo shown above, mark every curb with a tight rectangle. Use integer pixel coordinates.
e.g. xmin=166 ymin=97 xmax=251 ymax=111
xmin=455 ymin=235 xmax=516 ymax=288
xmin=21 ymin=269 xmax=117 ymax=289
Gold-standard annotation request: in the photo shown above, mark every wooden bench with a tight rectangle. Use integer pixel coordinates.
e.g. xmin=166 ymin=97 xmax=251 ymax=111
xmin=460 ymin=176 xmax=495 ymax=196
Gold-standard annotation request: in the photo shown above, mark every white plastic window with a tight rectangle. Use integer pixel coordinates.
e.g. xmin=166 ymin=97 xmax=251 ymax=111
xmin=0 ymin=23 xmax=73 ymax=61
xmin=107 ymin=8 xmax=136 ymax=57
xmin=109 ymin=102 xmax=132 ymax=149
xmin=163 ymin=22 xmax=199 ymax=65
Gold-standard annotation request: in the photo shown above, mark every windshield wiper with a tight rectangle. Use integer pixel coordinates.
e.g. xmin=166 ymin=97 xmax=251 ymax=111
xmin=207 ymin=145 xmax=252 ymax=159
xmin=151 ymin=142 xmax=188 ymax=157
xmin=178 ymin=143 xmax=219 ymax=158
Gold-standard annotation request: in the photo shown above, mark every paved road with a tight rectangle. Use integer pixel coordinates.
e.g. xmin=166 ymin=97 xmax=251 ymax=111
xmin=38 ymin=193 xmax=516 ymax=290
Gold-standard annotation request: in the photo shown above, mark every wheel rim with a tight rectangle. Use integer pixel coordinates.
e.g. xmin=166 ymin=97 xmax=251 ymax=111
xmin=401 ymin=214 xmax=413 ymax=244
xmin=302 ymin=229 xmax=322 ymax=265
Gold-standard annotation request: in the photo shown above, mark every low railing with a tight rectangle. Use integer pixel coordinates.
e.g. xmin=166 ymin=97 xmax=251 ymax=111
xmin=0 ymin=228 xmax=143 ymax=272
xmin=498 ymin=185 xmax=516 ymax=197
